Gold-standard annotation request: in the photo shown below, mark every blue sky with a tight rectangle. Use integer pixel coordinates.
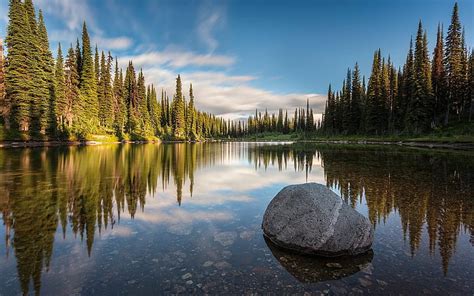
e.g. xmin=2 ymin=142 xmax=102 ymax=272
xmin=0 ymin=0 xmax=472 ymax=119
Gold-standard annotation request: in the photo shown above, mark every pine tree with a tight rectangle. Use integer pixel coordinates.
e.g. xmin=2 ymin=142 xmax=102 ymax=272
xmin=407 ymin=21 xmax=431 ymax=133
xmin=171 ymin=75 xmax=185 ymax=139
xmin=98 ymin=52 xmax=114 ymax=129
xmin=37 ymin=10 xmax=55 ymax=134
xmin=350 ymin=63 xmax=362 ymax=133
xmin=0 ymin=37 xmax=8 ymax=128
xmin=64 ymin=45 xmax=79 ymax=129
xmin=444 ymin=3 xmax=463 ymax=123
xmin=124 ymin=61 xmax=138 ymax=134
xmin=366 ymin=50 xmax=383 ymax=134
xmin=137 ymin=69 xmax=152 ymax=136
xmin=306 ymin=100 xmax=314 ymax=132
xmin=468 ymin=50 xmax=474 ymax=122
xmin=432 ymin=24 xmax=446 ymax=126
xmin=6 ymin=0 xmax=35 ymax=132
xmin=186 ymin=84 xmax=196 ymax=139
xmin=113 ymin=59 xmax=126 ymax=136
xmin=148 ymin=85 xmax=161 ymax=136
xmin=79 ymin=22 xmax=99 ymax=132
xmin=54 ymin=43 xmax=67 ymax=130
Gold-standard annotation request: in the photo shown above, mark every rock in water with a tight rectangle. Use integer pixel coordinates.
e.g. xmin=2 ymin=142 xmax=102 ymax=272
xmin=262 ymin=183 xmax=373 ymax=257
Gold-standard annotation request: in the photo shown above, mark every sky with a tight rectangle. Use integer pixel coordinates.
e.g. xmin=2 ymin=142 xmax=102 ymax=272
xmin=0 ymin=0 xmax=473 ymax=120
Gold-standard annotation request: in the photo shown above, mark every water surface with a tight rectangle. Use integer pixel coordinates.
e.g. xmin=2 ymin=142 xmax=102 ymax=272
xmin=0 ymin=142 xmax=473 ymax=294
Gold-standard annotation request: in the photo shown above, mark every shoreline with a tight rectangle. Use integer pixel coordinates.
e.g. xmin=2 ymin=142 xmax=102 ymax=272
xmin=0 ymin=138 xmax=473 ymax=150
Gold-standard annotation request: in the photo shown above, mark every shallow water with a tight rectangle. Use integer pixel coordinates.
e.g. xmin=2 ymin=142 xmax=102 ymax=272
xmin=0 ymin=142 xmax=472 ymax=295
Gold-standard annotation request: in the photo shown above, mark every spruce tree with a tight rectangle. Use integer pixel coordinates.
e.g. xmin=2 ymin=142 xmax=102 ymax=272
xmin=137 ymin=69 xmax=152 ymax=136
xmin=468 ymin=50 xmax=474 ymax=121
xmin=431 ymin=24 xmax=447 ymax=123
xmin=148 ymin=85 xmax=161 ymax=136
xmin=0 ymin=37 xmax=8 ymax=128
xmin=37 ymin=10 xmax=55 ymax=134
xmin=350 ymin=63 xmax=362 ymax=133
xmin=444 ymin=3 xmax=463 ymax=123
xmin=65 ymin=45 xmax=79 ymax=128
xmin=79 ymin=22 xmax=99 ymax=132
xmin=6 ymin=0 xmax=35 ymax=132
xmin=186 ymin=84 xmax=196 ymax=139
xmin=54 ymin=43 xmax=67 ymax=130
xmin=171 ymin=75 xmax=185 ymax=139
xmin=113 ymin=59 xmax=126 ymax=136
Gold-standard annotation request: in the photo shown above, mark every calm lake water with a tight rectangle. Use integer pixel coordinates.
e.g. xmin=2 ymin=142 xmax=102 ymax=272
xmin=0 ymin=142 xmax=473 ymax=295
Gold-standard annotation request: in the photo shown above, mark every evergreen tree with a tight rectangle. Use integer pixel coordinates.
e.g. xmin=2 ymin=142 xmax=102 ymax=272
xmin=98 ymin=52 xmax=114 ymax=129
xmin=0 ymin=37 xmax=9 ymax=128
xmin=64 ymin=45 xmax=79 ymax=129
xmin=54 ymin=43 xmax=67 ymax=130
xmin=137 ymin=69 xmax=152 ymax=136
xmin=171 ymin=75 xmax=185 ymax=139
xmin=124 ymin=61 xmax=138 ymax=134
xmin=366 ymin=50 xmax=383 ymax=134
xmin=113 ymin=59 xmax=126 ymax=136
xmin=407 ymin=21 xmax=431 ymax=133
xmin=79 ymin=22 xmax=99 ymax=132
xmin=37 ymin=10 xmax=55 ymax=134
xmin=186 ymin=84 xmax=196 ymax=139
xmin=350 ymin=63 xmax=362 ymax=133
xmin=5 ymin=0 xmax=35 ymax=132
xmin=444 ymin=3 xmax=463 ymax=123
xmin=148 ymin=85 xmax=161 ymax=136
xmin=469 ymin=50 xmax=474 ymax=122
xmin=431 ymin=24 xmax=447 ymax=123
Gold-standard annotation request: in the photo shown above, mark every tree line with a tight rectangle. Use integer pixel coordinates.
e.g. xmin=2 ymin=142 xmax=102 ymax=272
xmin=322 ymin=3 xmax=473 ymax=135
xmin=0 ymin=0 xmax=230 ymax=141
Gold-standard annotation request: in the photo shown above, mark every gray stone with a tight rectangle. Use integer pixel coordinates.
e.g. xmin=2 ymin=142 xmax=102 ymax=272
xmin=262 ymin=183 xmax=373 ymax=257
xmin=214 ymin=231 xmax=237 ymax=247
xmin=202 ymin=261 xmax=214 ymax=267
xmin=181 ymin=273 xmax=192 ymax=280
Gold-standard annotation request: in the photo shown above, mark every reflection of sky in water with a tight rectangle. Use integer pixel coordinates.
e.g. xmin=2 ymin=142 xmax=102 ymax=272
xmin=0 ymin=143 xmax=472 ymax=295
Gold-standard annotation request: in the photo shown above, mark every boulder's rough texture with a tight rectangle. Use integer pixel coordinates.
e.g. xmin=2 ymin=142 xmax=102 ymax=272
xmin=262 ymin=183 xmax=373 ymax=257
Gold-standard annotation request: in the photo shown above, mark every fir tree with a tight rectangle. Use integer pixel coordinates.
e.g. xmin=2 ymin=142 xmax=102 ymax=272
xmin=54 ymin=43 xmax=67 ymax=130
xmin=186 ymin=84 xmax=196 ymax=139
xmin=171 ymin=75 xmax=185 ymax=139
xmin=0 ymin=37 xmax=9 ymax=128
xmin=37 ymin=10 xmax=55 ymax=134
xmin=64 ymin=45 xmax=79 ymax=129
xmin=350 ymin=63 xmax=362 ymax=133
xmin=444 ymin=3 xmax=463 ymax=123
xmin=113 ymin=59 xmax=126 ymax=136
xmin=5 ymin=0 xmax=35 ymax=131
xmin=79 ymin=22 xmax=99 ymax=131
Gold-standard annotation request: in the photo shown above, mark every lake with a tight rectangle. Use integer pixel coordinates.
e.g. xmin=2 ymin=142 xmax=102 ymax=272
xmin=0 ymin=142 xmax=473 ymax=295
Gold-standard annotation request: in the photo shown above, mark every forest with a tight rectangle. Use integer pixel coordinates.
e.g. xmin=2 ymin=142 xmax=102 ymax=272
xmin=0 ymin=0 xmax=231 ymax=141
xmin=0 ymin=1 xmax=472 ymax=141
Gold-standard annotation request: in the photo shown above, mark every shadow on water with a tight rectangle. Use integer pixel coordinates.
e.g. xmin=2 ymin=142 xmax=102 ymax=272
xmin=264 ymin=236 xmax=374 ymax=283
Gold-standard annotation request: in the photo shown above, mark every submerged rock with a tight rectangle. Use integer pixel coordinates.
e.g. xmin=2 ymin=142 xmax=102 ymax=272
xmin=262 ymin=183 xmax=373 ymax=257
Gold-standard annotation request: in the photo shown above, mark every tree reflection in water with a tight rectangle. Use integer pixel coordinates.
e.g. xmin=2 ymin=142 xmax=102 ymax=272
xmin=0 ymin=143 xmax=472 ymax=294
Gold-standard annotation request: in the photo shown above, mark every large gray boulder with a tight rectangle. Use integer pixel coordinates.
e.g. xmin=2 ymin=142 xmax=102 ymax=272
xmin=262 ymin=183 xmax=373 ymax=257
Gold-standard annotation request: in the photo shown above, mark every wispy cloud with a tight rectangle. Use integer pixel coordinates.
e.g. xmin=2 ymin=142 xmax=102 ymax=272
xmin=35 ymin=0 xmax=96 ymax=32
xmin=92 ymin=36 xmax=133 ymax=51
xmin=197 ymin=1 xmax=226 ymax=53
xmin=120 ymin=47 xmax=236 ymax=68
xmin=118 ymin=50 xmax=326 ymax=120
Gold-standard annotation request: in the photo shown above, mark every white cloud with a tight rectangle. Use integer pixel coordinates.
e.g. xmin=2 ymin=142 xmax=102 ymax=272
xmin=197 ymin=1 xmax=226 ymax=53
xmin=120 ymin=47 xmax=236 ymax=68
xmin=91 ymin=36 xmax=133 ymax=51
xmin=118 ymin=49 xmax=326 ymax=120
xmin=35 ymin=0 xmax=95 ymax=32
